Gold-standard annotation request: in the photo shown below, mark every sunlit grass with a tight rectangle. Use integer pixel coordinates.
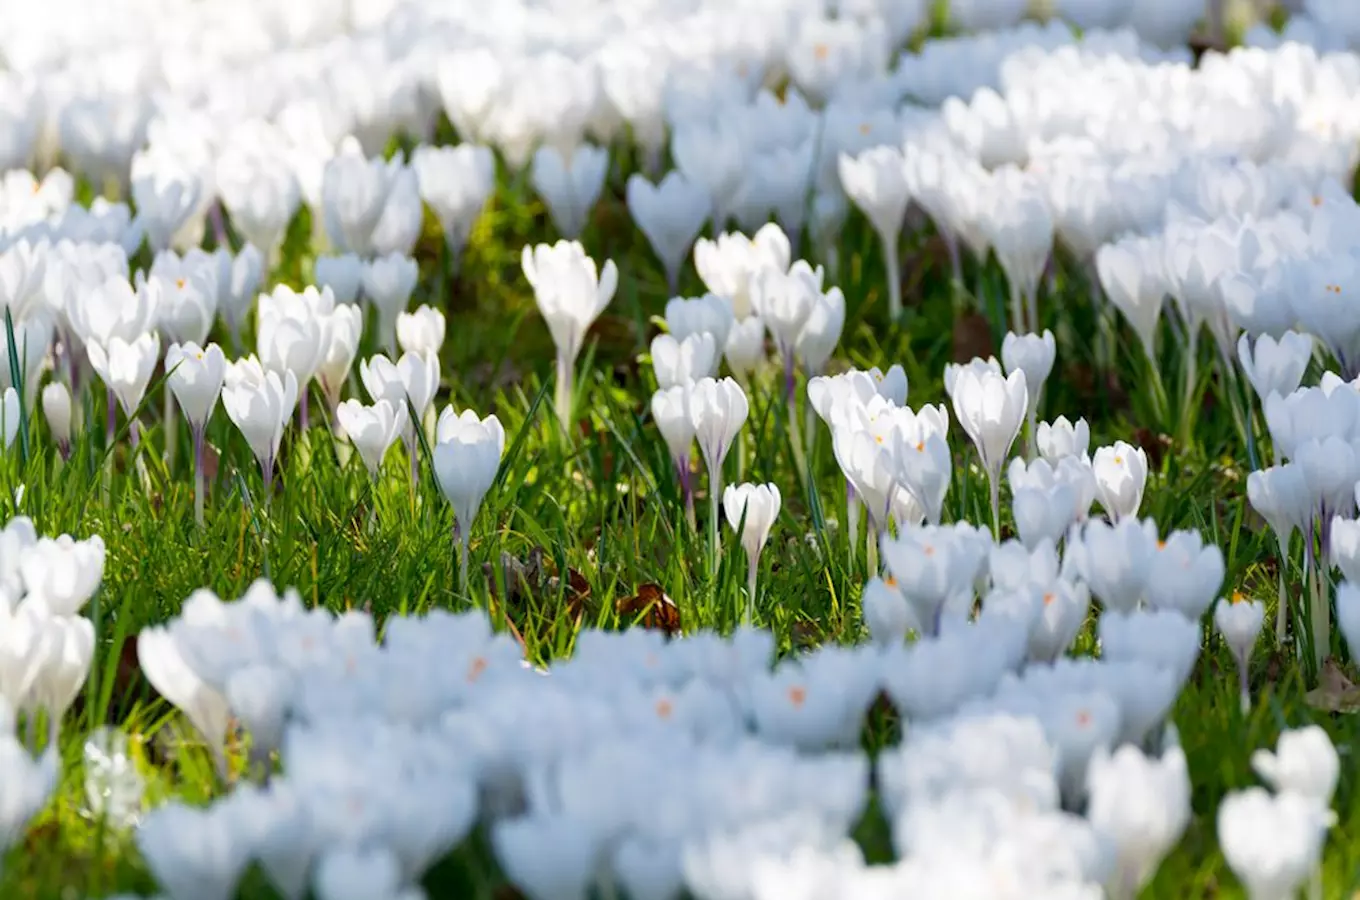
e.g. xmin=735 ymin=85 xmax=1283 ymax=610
xmin=5 ymin=131 xmax=1360 ymax=898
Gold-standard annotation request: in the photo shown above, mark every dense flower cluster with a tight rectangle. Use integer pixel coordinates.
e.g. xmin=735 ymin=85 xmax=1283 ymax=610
xmin=0 ymin=0 xmax=1358 ymax=896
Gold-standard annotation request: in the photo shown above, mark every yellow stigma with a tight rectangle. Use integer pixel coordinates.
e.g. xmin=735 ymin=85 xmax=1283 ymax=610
xmin=655 ymin=698 xmax=674 ymax=719
xmin=175 ymin=278 xmax=185 ymax=289
xmin=787 ymin=685 xmax=807 ymax=707
xmin=885 ymin=574 xmax=898 ymax=588
xmin=1113 ymin=455 xmax=1123 ymax=465
xmin=1043 ymin=592 xmax=1056 ymax=606
xmin=858 ymin=122 xmax=871 ymax=135
xmin=813 ymin=43 xmax=829 ymax=61
xmin=1231 ymin=591 xmax=1246 ymax=604
xmin=923 ymin=544 xmax=935 ymax=557
xmin=1076 ymin=709 xmax=1091 ymax=726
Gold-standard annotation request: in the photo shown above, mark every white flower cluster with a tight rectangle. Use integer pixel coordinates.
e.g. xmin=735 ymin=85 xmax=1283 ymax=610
xmin=50 ymin=538 xmax=1320 ymax=900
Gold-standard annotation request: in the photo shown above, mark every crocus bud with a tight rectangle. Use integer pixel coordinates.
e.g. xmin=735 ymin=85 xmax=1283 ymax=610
xmin=1218 ymin=788 xmax=1331 ymax=900
xmin=530 ymin=145 xmax=609 ymax=240
xmin=1085 ymin=742 xmax=1191 ymax=899
xmin=87 ymin=332 xmax=160 ymax=418
xmin=1250 ymin=725 xmax=1339 ymax=809
xmin=861 ymin=574 xmax=914 ymax=649
xmin=722 ymin=482 xmax=781 ymax=566
xmin=724 ymin=316 xmax=766 ymax=377
xmin=136 ymin=800 xmax=252 ymax=900
xmin=1092 ymin=441 xmax=1149 ymax=522
xmin=336 ymin=399 xmax=406 ymax=477
xmin=794 ymin=287 xmax=845 ymax=377
xmin=1237 ymin=331 xmax=1313 ymax=406
xmin=433 ymin=408 xmax=505 ymax=590
xmin=627 ymin=171 xmax=711 ymax=292
xmin=688 ymin=377 xmax=749 ymax=479
xmin=1037 ymin=416 xmax=1090 ymax=463
xmin=1001 ymin=329 xmax=1056 ymax=415
xmin=165 ymin=342 xmax=227 ymax=433
xmin=1215 ymin=592 xmax=1264 ymax=710
xmin=315 ymin=254 xmax=363 ymax=305
xmin=411 ymin=144 xmax=495 ymax=262
xmin=42 ymin=382 xmax=70 ymax=455
xmin=952 ymin=366 xmax=1027 ymax=485
xmin=651 ymin=333 xmax=717 ymax=390
xmin=665 ymin=294 xmax=732 ymax=349
xmin=397 ymin=305 xmax=446 ymax=359
xmin=361 ymin=253 xmax=418 ymax=355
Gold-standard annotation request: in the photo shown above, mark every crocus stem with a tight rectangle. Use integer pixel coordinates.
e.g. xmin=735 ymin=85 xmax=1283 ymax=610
xmin=786 ymin=388 xmax=809 ymax=501
xmin=1311 ymin=550 xmax=1329 ymax=675
xmin=1180 ymin=333 xmax=1198 ymax=446
xmin=1276 ymin=535 xmax=1289 ymax=643
xmin=406 ymin=430 xmax=419 ymax=493
xmin=745 ymin=555 xmax=758 ymax=626
xmin=262 ymin=456 xmax=275 ymax=514
xmin=883 ymin=233 xmax=902 ymax=321
xmin=299 ymin=388 xmax=310 ymax=432
xmin=803 ymin=399 xmax=817 ymax=469
xmin=1026 ymin=405 xmax=1038 ymax=461
xmin=847 ymin=481 xmax=859 ymax=571
xmin=164 ymin=390 xmax=177 ymax=471
xmin=735 ymin=428 xmax=746 ymax=484
xmin=365 ymin=475 xmax=378 ymax=535
xmin=866 ymin=527 xmax=879 ymax=577
xmin=1025 ymin=285 xmax=1039 ymax=337
xmin=1146 ymin=343 xmax=1170 ymax=430
xmin=105 ymin=387 xmax=116 ymax=447
xmin=944 ymin=231 xmax=962 ymax=294
xmin=193 ymin=426 xmax=205 ymax=529
xmin=709 ymin=462 xmax=723 ymax=583
xmin=678 ymin=458 xmax=696 ymax=532
xmin=1009 ymin=282 xmax=1024 ymax=335
xmin=554 ymin=353 xmax=573 ymax=436
xmin=989 ymin=474 xmax=1001 ymax=542
xmin=1237 ymin=655 xmax=1251 ymax=714
xmin=456 ymin=519 xmax=470 ymax=597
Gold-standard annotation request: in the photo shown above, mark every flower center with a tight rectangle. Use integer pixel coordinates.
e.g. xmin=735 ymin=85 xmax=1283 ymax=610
xmin=787 ymin=685 xmax=807 ymax=708
xmin=1043 ymin=592 xmax=1055 ymax=605
xmin=175 ymin=278 xmax=185 ymax=289
xmin=655 ymin=698 xmax=673 ymax=719
xmin=813 ymin=43 xmax=829 ymax=61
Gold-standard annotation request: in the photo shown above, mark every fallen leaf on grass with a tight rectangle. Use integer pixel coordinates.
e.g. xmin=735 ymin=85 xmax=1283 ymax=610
xmin=483 ymin=547 xmax=594 ymax=620
xmin=1304 ymin=659 xmax=1360 ymax=713
xmin=616 ymin=583 xmax=681 ymax=636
